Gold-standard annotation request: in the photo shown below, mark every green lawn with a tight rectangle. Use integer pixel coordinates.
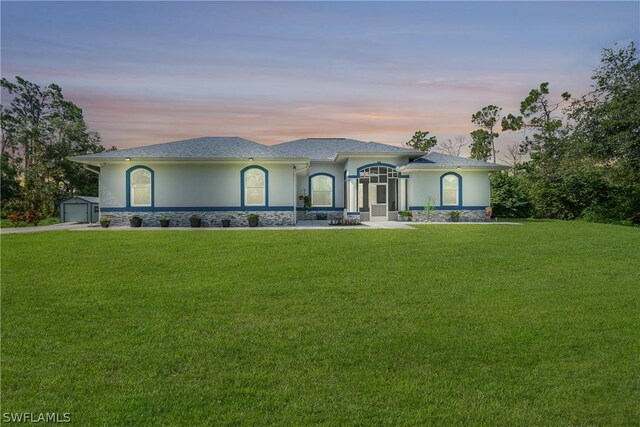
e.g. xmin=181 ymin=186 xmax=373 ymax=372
xmin=2 ymin=221 xmax=639 ymax=425
xmin=0 ymin=217 xmax=60 ymax=228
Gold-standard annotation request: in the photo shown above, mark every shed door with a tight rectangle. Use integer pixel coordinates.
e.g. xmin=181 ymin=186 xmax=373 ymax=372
xmin=64 ymin=203 xmax=88 ymax=223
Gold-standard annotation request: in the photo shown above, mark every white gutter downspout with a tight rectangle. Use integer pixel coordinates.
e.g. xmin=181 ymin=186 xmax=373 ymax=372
xmin=293 ymin=162 xmax=311 ymax=225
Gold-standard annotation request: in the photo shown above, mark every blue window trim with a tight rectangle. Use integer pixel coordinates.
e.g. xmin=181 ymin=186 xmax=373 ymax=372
xmin=126 ymin=165 xmax=154 ymax=208
xmin=353 ymin=162 xmax=398 ymax=178
xmin=440 ymin=172 xmax=462 ymax=208
xmin=308 ymin=172 xmax=335 ymax=208
xmin=241 ymin=165 xmax=268 ymax=207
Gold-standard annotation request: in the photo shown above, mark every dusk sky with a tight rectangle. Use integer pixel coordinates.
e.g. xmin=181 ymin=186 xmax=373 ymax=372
xmin=2 ymin=1 xmax=639 ymax=157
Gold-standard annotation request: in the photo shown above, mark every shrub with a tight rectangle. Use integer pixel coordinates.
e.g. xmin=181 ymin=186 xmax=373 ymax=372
xmin=490 ymin=171 xmax=533 ymax=218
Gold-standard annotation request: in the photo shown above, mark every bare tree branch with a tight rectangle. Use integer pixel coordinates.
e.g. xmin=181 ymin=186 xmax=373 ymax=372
xmin=436 ymin=135 xmax=468 ymax=157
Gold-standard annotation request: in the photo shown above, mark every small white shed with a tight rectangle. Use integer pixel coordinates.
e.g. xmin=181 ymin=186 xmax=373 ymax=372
xmin=59 ymin=196 xmax=99 ymax=223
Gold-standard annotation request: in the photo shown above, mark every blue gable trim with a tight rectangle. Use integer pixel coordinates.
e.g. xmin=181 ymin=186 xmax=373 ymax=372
xmin=241 ymin=165 xmax=269 ymax=208
xmin=126 ymin=165 xmax=154 ymax=208
xmin=408 ymin=206 xmax=487 ymax=211
xmin=308 ymin=172 xmax=335 ymax=208
xmin=102 ymin=206 xmax=294 ymax=213
xmin=440 ymin=172 xmax=462 ymax=208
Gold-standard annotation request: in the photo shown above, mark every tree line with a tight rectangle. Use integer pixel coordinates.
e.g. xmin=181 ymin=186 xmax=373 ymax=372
xmin=405 ymin=42 xmax=639 ymax=225
xmin=1 ymin=77 xmax=112 ymax=224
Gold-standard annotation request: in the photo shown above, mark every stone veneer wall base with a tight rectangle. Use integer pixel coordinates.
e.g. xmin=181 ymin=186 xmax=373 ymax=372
xmin=296 ymin=210 xmax=344 ymax=221
xmin=410 ymin=209 xmax=489 ymax=222
xmin=102 ymin=210 xmax=295 ymax=227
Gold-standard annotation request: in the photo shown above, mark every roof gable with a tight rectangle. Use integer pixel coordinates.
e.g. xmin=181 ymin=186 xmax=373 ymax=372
xmin=273 ymin=138 xmax=369 ymax=160
xmin=401 ymin=152 xmax=510 ymax=170
xmin=274 ymin=138 xmax=421 ymax=160
xmin=337 ymin=141 xmax=422 ymax=155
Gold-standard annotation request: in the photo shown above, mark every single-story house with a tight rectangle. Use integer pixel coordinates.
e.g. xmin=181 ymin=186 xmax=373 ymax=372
xmin=59 ymin=196 xmax=100 ymax=223
xmin=70 ymin=137 xmax=508 ymax=227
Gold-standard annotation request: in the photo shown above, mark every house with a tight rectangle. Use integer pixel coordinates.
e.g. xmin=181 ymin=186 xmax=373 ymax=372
xmin=70 ymin=137 xmax=508 ymax=226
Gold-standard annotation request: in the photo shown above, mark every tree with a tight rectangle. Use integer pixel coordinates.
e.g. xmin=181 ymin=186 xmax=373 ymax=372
xmin=1 ymin=151 xmax=21 ymax=202
xmin=405 ymin=131 xmax=437 ymax=152
xmin=502 ymin=143 xmax=522 ymax=169
xmin=471 ymin=105 xmax=501 ymax=163
xmin=1 ymin=76 xmax=105 ymax=219
xmin=501 ymin=82 xmax=571 ymax=157
xmin=568 ymin=42 xmax=640 ymax=224
xmin=437 ymin=135 xmax=467 ymax=157
xmin=469 ymin=129 xmax=491 ymax=161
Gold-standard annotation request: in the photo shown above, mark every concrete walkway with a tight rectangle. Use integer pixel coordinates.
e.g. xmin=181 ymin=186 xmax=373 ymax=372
xmin=73 ymin=221 xmax=417 ymax=231
xmin=361 ymin=221 xmax=415 ymax=229
xmin=0 ymin=222 xmax=95 ymax=234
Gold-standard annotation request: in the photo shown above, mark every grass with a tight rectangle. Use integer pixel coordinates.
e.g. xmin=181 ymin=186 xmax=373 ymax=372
xmin=0 ymin=217 xmax=60 ymax=228
xmin=2 ymin=221 xmax=639 ymax=425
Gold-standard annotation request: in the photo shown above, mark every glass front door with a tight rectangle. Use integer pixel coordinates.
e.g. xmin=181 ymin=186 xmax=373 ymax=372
xmin=370 ymin=183 xmax=387 ymax=221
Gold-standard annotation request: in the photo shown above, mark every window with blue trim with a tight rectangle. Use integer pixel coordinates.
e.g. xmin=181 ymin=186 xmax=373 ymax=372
xmin=442 ymin=173 xmax=460 ymax=206
xmin=130 ymin=168 xmax=152 ymax=207
xmin=311 ymin=175 xmax=333 ymax=207
xmin=244 ymin=168 xmax=266 ymax=206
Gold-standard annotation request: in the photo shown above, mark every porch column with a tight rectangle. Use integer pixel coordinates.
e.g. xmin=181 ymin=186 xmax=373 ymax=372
xmin=348 ymin=179 xmax=358 ymax=212
xmin=399 ymin=178 xmax=407 ymax=211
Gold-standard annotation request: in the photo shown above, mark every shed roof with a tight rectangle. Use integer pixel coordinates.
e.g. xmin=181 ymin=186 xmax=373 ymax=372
xmin=60 ymin=196 xmax=99 ymax=204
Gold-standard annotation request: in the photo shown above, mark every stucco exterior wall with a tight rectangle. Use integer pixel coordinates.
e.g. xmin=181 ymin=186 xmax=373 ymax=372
xmin=295 ymin=161 xmax=346 ymax=209
xmin=407 ymin=170 xmax=491 ymax=208
xmin=99 ymin=162 xmax=294 ymax=208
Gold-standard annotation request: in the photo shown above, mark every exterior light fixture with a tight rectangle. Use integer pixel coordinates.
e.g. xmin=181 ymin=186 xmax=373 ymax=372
xmin=125 ymin=157 xmax=131 ymax=161
xmin=248 ymin=157 xmax=254 ymax=162
xmin=456 ymin=166 xmax=461 ymax=170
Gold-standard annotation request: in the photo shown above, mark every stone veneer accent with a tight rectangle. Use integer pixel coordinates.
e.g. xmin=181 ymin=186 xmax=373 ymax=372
xmin=409 ymin=209 xmax=489 ymax=222
xmin=296 ymin=210 xmax=344 ymax=221
xmin=102 ymin=210 xmax=295 ymax=227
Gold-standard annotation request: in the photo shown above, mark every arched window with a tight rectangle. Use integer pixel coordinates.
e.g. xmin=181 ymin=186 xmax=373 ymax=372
xmin=310 ymin=174 xmax=334 ymax=207
xmin=242 ymin=166 xmax=267 ymax=206
xmin=441 ymin=173 xmax=461 ymax=207
xmin=128 ymin=166 xmax=153 ymax=207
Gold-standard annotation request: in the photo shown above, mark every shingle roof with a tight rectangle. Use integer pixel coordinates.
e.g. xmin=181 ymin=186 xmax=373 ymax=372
xmin=400 ymin=152 xmax=510 ymax=170
xmin=273 ymin=138 xmax=369 ymax=160
xmin=274 ymin=138 xmax=421 ymax=160
xmin=337 ymin=141 xmax=422 ymax=155
xmin=71 ymin=137 xmax=298 ymax=161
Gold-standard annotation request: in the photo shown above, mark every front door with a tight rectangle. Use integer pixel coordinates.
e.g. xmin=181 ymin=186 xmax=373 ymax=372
xmin=370 ymin=183 xmax=387 ymax=221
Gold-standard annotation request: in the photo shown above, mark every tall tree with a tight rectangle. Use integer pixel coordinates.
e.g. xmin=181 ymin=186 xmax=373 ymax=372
xmin=1 ymin=151 xmax=21 ymax=201
xmin=568 ymin=42 xmax=640 ymax=223
xmin=501 ymin=82 xmax=571 ymax=157
xmin=405 ymin=130 xmax=437 ymax=152
xmin=469 ymin=129 xmax=491 ymax=161
xmin=1 ymin=76 xmax=105 ymax=219
xmin=471 ymin=105 xmax=501 ymax=163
